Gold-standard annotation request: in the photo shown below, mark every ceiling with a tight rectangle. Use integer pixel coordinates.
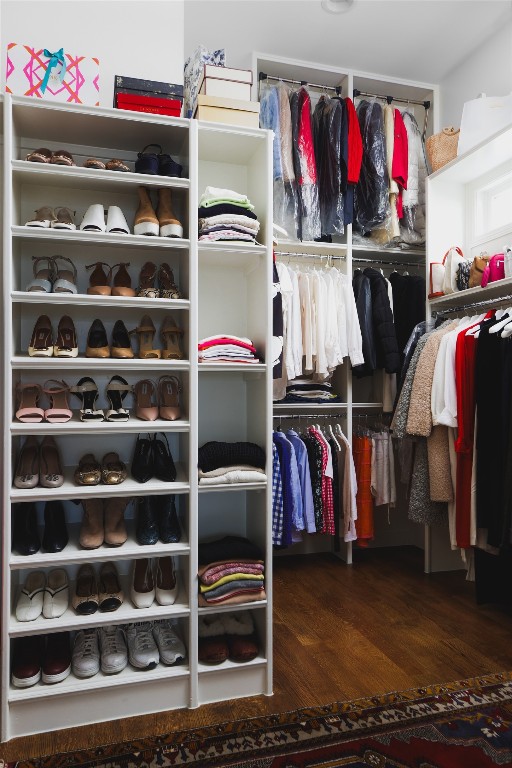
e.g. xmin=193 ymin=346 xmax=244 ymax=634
xmin=184 ymin=0 xmax=512 ymax=85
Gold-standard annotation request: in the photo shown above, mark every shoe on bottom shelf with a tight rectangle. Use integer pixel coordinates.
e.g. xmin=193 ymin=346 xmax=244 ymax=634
xmin=72 ymin=628 xmax=100 ymax=679
xmin=125 ymin=622 xmax=159 ymax=670
xmin=152 ymin=620 xmax=186 ymax=666
xmin=224 ymin=611 xmax=259 ymax=663
xmin=198 ymin=615 xmax=228 ymax=665
xmin=98 ymin=625 xmax=127 ymax=675
xmin=42 ymin=631 xmax=72 ymax=684
xmin=11 ymin=635 xmax=43 ymax=688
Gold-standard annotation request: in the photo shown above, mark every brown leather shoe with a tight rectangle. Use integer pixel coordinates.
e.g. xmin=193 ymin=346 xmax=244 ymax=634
xmin=156 ymin=188 xmax=183 ymax=238
xmin=42 ymin=631 xmax=72 ymax=684
xmin=79 ymin=497 xmax=104 ymax=548
xmin=104 ymin=496 xmax=129 ymax=546
xmin=131 ymin=558 xmax=155 ymax=608
xmin=134 ymin=187 xmax=159 ymax=236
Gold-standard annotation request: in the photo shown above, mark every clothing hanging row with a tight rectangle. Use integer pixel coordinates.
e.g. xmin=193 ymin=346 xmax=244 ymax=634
xmin=274 ymin=249 xmax=422 ymax=269
xmin=432 ymin=293 xmax=512 ymax=316
xmin=352 ymin=88 xmax=431 ymax=138
xmin=259 ymin=72 xmax=343 ymax=95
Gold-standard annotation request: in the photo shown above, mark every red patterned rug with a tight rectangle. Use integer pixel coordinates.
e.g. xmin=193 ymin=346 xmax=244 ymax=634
xmin=12 ymin=672 xmax=512 ymax=768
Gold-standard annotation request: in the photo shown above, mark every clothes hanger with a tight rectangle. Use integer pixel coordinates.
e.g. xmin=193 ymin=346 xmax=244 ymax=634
xmin=488 ymin=307 xmax=512 ymax=334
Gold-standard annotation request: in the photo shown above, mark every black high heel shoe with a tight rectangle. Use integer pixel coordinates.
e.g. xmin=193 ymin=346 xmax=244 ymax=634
xmin=154 ymin=494 xmax=181 ymax=543
xmin=86 ymin=319 xmax=109 ymax=358
xmin=132 ymin=434 xmax=154 ymax=484
xmin=105 ymin=376 xmax=131 ymax=422
xmin=12 ymin=502 xmax=40 ymax=555
xmin=153 ymin=433 xmax=177 ymax=482
xmin=71 ymin=377 xmax=105 ymax=421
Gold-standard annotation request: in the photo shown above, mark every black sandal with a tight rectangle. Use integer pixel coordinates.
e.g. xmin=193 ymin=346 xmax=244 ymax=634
xmin=153 ymin=432 xmax=177 ymax=482
xmin=70 ymin=377 xmax=105 ymax=421
xmin=105 ymin=376 xmax=132 ymax=422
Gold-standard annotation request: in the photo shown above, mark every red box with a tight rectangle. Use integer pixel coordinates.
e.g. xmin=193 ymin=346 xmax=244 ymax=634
xmin=116 ymin=93 xmax=182 ymax=117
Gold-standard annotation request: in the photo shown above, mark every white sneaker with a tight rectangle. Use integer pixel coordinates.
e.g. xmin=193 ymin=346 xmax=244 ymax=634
xmin=72 ymin=628 xmax=100 ymax=678
xmin=125 ymin=622 xmax=159 ymax=670
xmin=106 ymin=205 xmax=130 ymax=235
xmin=98 ymin=625 xmax=128 ymax=674
xmin=43 ymin=568 xmax=69 ymax=619
xmin=152 ymin=620 xmax=186 ymax=666
xmin=80 ymin=203 xmax=106 ymax=232
xmin=16 ymin=571 xmax=46 ymax=621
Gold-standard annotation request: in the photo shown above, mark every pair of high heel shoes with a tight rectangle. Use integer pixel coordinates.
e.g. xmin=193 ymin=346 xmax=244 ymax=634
xmin=138 ymin=261 xmax=181 ymax=299
xmin=133 ymin=376 xmax=181 ymax=421
xmin=131 ymin=315 xmax=184 ymax=359
xmin=29 ymin=315 xmax=77 ymax=358
xmin=16 ymin=380 xmax=72 ymax=424
xmin=14 ymin=436 xmax=63 ymax=489
xmin=71 ymin=375 xmax=132 ymax=422
xmin=86 ymin=262 xmax=134 ymax=296
xmin=132 ymin=433 xmax=176 ymax=484
xmin=86 ymin=318 xmax=133 ymax=358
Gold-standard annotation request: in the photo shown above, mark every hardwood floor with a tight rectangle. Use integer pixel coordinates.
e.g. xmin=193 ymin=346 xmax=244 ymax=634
xmin=5 ymin=546 xmax=512 ymax=762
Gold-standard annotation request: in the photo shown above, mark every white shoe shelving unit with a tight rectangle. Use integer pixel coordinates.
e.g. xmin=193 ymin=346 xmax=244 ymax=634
xmin=1 ymin=94 xmax=272 ymax=740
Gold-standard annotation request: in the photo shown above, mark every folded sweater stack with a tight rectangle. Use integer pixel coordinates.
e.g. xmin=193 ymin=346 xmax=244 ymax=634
xmin=198 ymin=440 xmax=266 ymax=485
xmin=198 ymin=535 xmax=266 ymax=607
xmin=278 ymin=378 xmax=343 ymax=404
xmin=198 ymin=186 xmax=260 ymax=244
xmin=198 ymin=334 xmax=260 ymax=364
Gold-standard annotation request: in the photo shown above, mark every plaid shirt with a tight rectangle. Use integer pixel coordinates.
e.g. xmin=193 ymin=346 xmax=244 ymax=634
xmin=272 ymin=443 xmax=284 ymax=546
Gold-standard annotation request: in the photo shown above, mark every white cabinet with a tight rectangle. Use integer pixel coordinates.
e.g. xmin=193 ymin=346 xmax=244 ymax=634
xmin=1 ymin=96 xmax=272 ymax=740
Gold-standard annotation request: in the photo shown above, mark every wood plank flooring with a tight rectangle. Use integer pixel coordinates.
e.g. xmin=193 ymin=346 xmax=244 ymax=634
xmin=4 ymin=546 xmax=512 ymax=762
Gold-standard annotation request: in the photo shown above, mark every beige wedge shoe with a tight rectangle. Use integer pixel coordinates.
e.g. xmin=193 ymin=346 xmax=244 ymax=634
xmin=134 ymin=187 xmax=159 ymax=236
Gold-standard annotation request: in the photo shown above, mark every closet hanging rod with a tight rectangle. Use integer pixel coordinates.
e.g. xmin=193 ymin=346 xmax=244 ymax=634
xmin=432 ymin=293 xmax=512 ymax=315
xmin=273 ymin=413 xmax=345 ymax=420
xmin=274 ymin=250 xmax=421 ymax=268
xmin=259 ymin=72 xmax=342 ymax=95
xmin=353 ymin=88 xmax=430 ymax=109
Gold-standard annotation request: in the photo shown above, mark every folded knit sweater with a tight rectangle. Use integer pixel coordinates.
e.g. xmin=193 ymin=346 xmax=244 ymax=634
xmin=198 ymin=442 xmax=266 ymax=473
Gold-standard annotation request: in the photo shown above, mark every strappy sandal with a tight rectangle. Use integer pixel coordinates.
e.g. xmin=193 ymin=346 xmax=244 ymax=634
xmin=105 ymin=376 xmax=132 ymax=422
xmin=105 ymin=159 xmax=130 ymax=173
xmin=52 ymin=207 xmax=76 ymax=231
xmin=25 ymin=206 xmax=56 ymax=228
xmin=158 ymin=375 xmax=181 ymax=421
xmin=54 ymin=315 xmax=78 ymax=358
xmin=28 ymin=315 xmax=53 ymax=357
xmin=101 ymin=452 xmax=127 ymax=485
xmin=130 ymin=315 xmax=161 ymax=359
xmin=26 ymin=256 xmax=55 ymax=293
xmin=153 ymin=433 xmax=177 ymax=482
xmin=25 ymin=147 xmax=52 ymax=163
xmin=160 ymin=316 xmax=184 ymax=360
xmin=133 ymin=379 xmax=158 ymax=421
xmin=50 ymin=149 xmax=75 ymax=166
xmin=86 ymin=262 xmax=112 ymax=295
xmin=74 ymin=454 xmax=101 ymax=486
xmin=43 ymin=380 xmax=72 ymax=423
xmin=15 ymin=383 xmax=44 ymax=422
xmin=70 ymin=377 xmax=105 ymax=421
xmin=53 ymin=255 xmax=78 ymax=293
xmin=158 ymin=263 xmax=182 ymax=299
xmin=135 ymin=144 xmax=162 ymax=175
xmin=137 ymin=261 xmax=158 ymax=298
xmin=112 ymin=263 xmax=135 ymax=297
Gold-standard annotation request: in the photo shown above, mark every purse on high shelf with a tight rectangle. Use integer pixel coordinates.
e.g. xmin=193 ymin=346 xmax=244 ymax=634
xmin=469 ymin=253 xmax=490 ymax=289
xmin=428 ymin=246 xmax=467 ymax=299
xmin=426 ymin=127 xmax=460 ymax=172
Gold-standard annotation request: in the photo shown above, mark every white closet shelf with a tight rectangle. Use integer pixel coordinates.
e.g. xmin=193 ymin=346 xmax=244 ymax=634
xmin=12 ymin=292 xmax=191 ymax=312
xmin=11 ymin=417 xmax=191 ymax=436
xmin=12 ymin=226 xmax=191 ymax=251
xmin=198 ymin=655 xmax=267 ymax=674
xmin=198 ymin=242 xmax=266 ymax=269
xmin=273 ymin=403 xmax=348 ymax=412
xmin=198 ymin=599 xmax=267 ymax=615
xmin=429 ymin=278 xmax=512 ymax=310
xmin=9 ymin=661 xmax=190 ymax=703
xmin=12 ymin=161 xmax=190 ymax=191
xmin=10 ymin=466 xmax=190 ymax=503
xmin=428 ymin=123 xmax=512 ymax=185
xmin=275 ymin=239 xmax=348 ymax=257
xmin=12 ymin=357 xmax=191 ymax=372
xmin=352 ymin=243 xmax=425 ymax=261
xmin=198 ymin=363 xmax=266 ymax=373
xmin=198 ymin=122 xmax=268 ymax=164
xmin=198 ymin=480 xmax=267 ymax=493
xmin=10 ymin=525 xmax=190 ymax=570
xmin=9 ymin=581 xmax=190 ymax=637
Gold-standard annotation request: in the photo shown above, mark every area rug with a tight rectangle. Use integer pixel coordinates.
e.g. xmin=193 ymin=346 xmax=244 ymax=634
xmin=12 ymin=672 xmax=512 ymax=768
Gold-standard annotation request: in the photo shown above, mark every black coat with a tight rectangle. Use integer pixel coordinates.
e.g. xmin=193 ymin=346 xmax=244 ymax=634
xmin=352 ymin=270 xmax=376 ymax=378
xmin=363 ymin=268 xmax=400 ymax=374
xmin=389 ymin=272 xmax=426 ymax=355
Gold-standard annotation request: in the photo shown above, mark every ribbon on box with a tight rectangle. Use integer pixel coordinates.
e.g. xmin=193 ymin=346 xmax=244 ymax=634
xmin=40 ymin=48 xmax=66 ymax=94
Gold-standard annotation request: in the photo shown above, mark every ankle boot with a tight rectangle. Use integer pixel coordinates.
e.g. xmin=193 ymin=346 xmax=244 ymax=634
xmin=104 ymin=496 xmax=129 ymax=546
xmin=42 ymin=499 xmax=69 ymax=552
xmin=134 ymin=187 xmax=159 ymax=236
xmin=79 ymin=498 xmax=104 ymax=549
xmin=12 ymin=502 xmax=40 ymax=556
xmin=156 ymin=188 xmax=183 ymax=238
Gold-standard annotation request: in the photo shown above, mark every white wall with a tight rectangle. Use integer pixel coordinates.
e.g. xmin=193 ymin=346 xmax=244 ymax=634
xmin=440 ymin=16 xmax=512 ymax=127
xmin=1 ymin=0 xmax=184 ymax=107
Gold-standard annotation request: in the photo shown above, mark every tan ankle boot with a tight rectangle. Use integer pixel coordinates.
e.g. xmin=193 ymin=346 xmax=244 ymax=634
xmin=80 ymin=498 xmax=104 ymax=548
xmin=104 ymin=496 xmax=129 ymax=546
xmin=134 ymin=187 xmax=159 ymax=236
xmin=157 ymin=188 xmax=183 ymax=238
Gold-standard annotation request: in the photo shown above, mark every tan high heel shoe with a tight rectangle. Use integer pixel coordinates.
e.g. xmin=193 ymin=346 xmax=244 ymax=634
xmin=86 ymin=262 xmax=112 ymax=295
xmin=160 ymin=316 xmax=184 ymax=360
xmin=111 ymin=263 xmax=135 ymax=297
xmin=133 ymin=379 xmax=159 ymax=421
xmin=158 ymin=375 xmax=181 ymax=420
xmin=134 ymin=187 xmax=159 ymax=236
xmin=130 ymin=315 xmax=161 ymax=359
xmin=157 ymin=188 xmax=183 ymax=238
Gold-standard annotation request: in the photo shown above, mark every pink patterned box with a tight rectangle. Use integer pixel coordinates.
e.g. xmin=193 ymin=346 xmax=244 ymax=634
xmin=6 ymin=43 xmax=100 ymax=105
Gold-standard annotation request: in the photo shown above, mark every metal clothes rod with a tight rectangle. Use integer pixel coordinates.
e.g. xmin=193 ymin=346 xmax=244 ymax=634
xmin=273 ymin=413 xmax=346 ymax=420
xmin=259 ymin=72 xmax=342 ymax=95
xmin=433 ymin=293 xmax=512 ymax=315
xmin=353 ymin=88 xmax=430 ymax=109
xmin=274 ymin=250 xmax=422 ymax=268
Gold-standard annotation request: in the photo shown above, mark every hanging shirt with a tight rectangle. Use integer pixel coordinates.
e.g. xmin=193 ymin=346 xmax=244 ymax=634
xmin=273 ymin=431 xmax=304 ymax=540
xmin=272 ymin=443 xmax=284 ymax=547
xmin=286 ymin=430 xmax=316 ymax=533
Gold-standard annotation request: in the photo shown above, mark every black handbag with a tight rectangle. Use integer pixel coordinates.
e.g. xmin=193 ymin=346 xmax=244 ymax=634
xmin=456 ymin=260 xmax=471 ymax=291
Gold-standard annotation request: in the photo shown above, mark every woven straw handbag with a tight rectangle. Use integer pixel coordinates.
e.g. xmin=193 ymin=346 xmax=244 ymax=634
xmin=426 ymin=127 xmax=460 ymax=172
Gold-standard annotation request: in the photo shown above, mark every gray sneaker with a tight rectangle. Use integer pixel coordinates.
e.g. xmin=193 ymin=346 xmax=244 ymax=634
xmin=72 ymin=628 xmax=100 ymax=678
xmin=125 ymin=622 xmax=159 ymax=670
xmin=98 ymin=625 xmax=128 ymax=674
xmin=152 ymin=620 xmax=187 ymax=666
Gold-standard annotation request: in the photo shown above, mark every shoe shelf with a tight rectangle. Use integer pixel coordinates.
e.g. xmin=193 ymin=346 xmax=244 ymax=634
xmin=12 ymin=292 xmax=191 ymax=312
xmin=8 ymin=658 xmax=190 ymax=703
xmin=198 ymin=243 xmax=267 ymax=270
xmin=198 ymin=363 xmax=267 ymax=373
xmin=10 ymin=417 xmax=191 ymax=436
xmin=12 ymin=161 xmax=190 ymax=190
xmin=198 ymin=481 xmax=268 ymax=493
xmin=197 ymin=654 xmax=267 ymax=675
xmin=12 ymin=357 xmax=191 ymax=372
xmin=12 ymin=226 xmax=191 ymax=251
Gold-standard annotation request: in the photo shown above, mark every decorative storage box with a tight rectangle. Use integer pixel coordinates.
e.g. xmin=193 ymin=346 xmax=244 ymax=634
xmin=199 ymin=65 xmax=252 ymax=101
xmin=116 ymin=93 xmax=182 ymax=117
xmin=5 ymin=43 xmax=99 ymax=105
xmin=184 ymin=45 xmax=225 ymax=118
xmin=114 ymin=75 xmax=183 ymax=101
xmin=194 ymin=94 xmax=260 ymax=127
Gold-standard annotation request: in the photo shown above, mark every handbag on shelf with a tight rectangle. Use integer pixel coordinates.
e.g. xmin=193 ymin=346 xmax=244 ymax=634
xmin=426 ymin=127 xmax=460 ymax=172
xmin=469 ymin=253 xmax=490 ymax=289
xmin=428 ymin=246 xmax=467 ymax=299
xmin=456 ymin=260 xmax=471 ymax=291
